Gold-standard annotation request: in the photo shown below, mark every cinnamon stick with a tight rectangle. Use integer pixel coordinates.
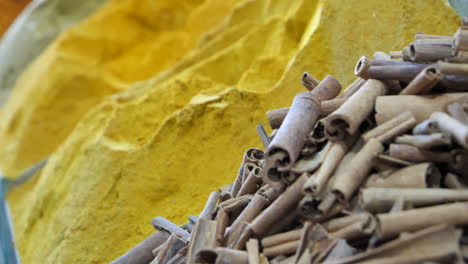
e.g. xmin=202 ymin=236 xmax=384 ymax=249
xmin=303 ymin=134 xmax=357 ymax=196
xmin=329 ymin=225 xmax=462 ymax=264
xmin=332 ymin=138 xmax=383 ymax=201
xmin=250 ymin=174 xmax=307 ymax=236
xmin=152 ymin=234 xmax=186 ymax=264
xmin=301 ymin=72 xmax=320 ymax=91
xmin=326 ymin=80 xmax=387 ymax=140
xmin=409 ymin=42 xmax=453 ymax=61
xmin=338 ymin=78 xmax=366 ymax=99
xmin=364 ymin=162 xmax=441 ymax=189
xmin=186 ymin=218 xmax=218 ymax=264
xmin=367 ymin=64 xmax=425 ymax=81
xmin=226 ymin=188 xmax=279 ymax=248
xmin=362 ymin=111 xmax=416 ymax=143
xmin=246 ymin=239 xmax=260 ymax=264
xmin=263 ymin=240 xmax=300 ymax=258
xmin=399 ymin=66 xmax=442 ymax=95
xmin=361 ymin=187 xmax=468 ymax=213
xmin=388 ymin=143 xmax=453 ymax=163
xmin=377 ymin=202 xmax=468 ymax=239
xmin=412 ymin=119 xmax=440 ymax=134
xmin=265 ymin=76 xmax=341 ymax=185
xmin=430 ymin=111 xmax=468 ymax=148
xmin=394 ymin=133 xmax=451 ymax=149
xmin=237 ymin=166 xmax=262 ymax=197
xmin=266 ymin=98 xmax=346 ymax=130
xmin=151 ymin=217 xmax=190 ymax=241
xmin=110 ymin=231 xmax=170 ymax=264
xmin=261 ymin=228 xmax=302 ymax=248
xmin=375 ymin=93 xmax=468 ymax=125
xmin=232 ymin=149 xmax=264 ymax=197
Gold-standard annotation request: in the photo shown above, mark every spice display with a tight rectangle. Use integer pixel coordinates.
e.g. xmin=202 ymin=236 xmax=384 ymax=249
xmin=3 ymin=0 xmax=461 ymax=263
xmin=112 ymin=18 xmax=468 ymax=264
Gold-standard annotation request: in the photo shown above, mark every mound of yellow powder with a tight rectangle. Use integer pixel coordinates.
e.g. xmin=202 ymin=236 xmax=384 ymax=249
xmin=3 ymin=0 xmax=460 ymax=263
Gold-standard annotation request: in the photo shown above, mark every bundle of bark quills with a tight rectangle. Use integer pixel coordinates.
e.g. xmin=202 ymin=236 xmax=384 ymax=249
xmin=112 ymin=19 xmax=468 ymax=264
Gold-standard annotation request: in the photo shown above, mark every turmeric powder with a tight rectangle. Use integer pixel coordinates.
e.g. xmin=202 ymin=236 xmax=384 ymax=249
xmin=3 ymin=0 xmax=460 ymax=263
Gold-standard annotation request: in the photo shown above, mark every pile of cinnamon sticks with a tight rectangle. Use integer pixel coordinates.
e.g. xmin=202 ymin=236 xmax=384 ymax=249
xmin=112 ymin=19 xmax=468 ymax=264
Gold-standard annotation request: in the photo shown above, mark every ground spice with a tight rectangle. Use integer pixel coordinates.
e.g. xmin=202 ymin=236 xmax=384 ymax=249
xmin=3 ymin=0 xmax=459 ymax=263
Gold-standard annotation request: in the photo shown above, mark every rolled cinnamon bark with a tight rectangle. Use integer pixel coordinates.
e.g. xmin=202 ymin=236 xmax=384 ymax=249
xmin=264 ymin=208 xmax=299 ymax=237
xmin=232 ymin=149 xmax=264 ymax=197
xmin=329 ymin=214 xmax=376 ymax=240
xmin=303 ymin=134 xmax=357 ymax=196
xmin=370 ymin=59 xmax=424 ymax=67
xmin=377 ymin=202 xmax=468 ymax=239
xmin=430 ymin=111 xmax=468 ymax=148
xmin=246 ymin=239 xmax=259 ymax=264
xmin=196 ymin=248 xmax=248 ymax=264
xmin=292 ymin=142 xmax=330 ymax=174
xmin=110 ymin=231 xmax=171 ymax=264
xmin=367 ymin=64 xmax=425 ymax=81
xmin=152 ymin=234 xmax=186 ymax=264
xmin=199 ymin=191 xmax=220 ymax=220
xmin=263 ymin=240 xmax=300 ymax=258
xmin=394 ymin=133 xmax=451 ymax=149
xmin=412 ymin=120 xmax=440 ymax=134
xmin=214 ymin=209 xmax=229 ymax=247
xmin=373 ymin=154 xmax=413 ymax=172
xmin=375 ymin=93 xmax=468 ymax=125
xmin=186 ymin=218 xmax=218 ymax=264
xmin=301 ymin=72 xmax=320 ymax=91
xmin=354 ymin=56 xmax=372 ymax=79
xmin=250 ymin=174 xmax=307 ymax=236
xmin=364 ymin=163 xmax=441 ymax=189
xmin=321 ymin=98 xmax=348 ymax=115
xmin=265 ymin=76 xmax=341 ymax=184
xmin=361 ymin=188 xmax=468 ymax=213
xmin=389 ymin=51 xmax=403 ymax=59
xmin=218 ymin=195 xmax=252 ymax=217
xmin=338 ymin=78 xmax=366 ymax=99
xmin=402 ymin=46 xmax=411 ymax=61
xmin=329 ymin=225 xmax=462 ymax=264
xmin=438 ymin=61 xmax=468 ymax=74
xmin=409 ymin=42 xmax=453 ymax=61
xmin=237 ymin=167 xmax=262 ymax=197
xmin=151 ymin=217 xmax=190 ymax=241
xmin=326 ymin=80 xmax=387 ymax=141
xmin=362 ymin=111 xmax=416 ymax=143
xmin=165 ymin=247 xmax=187 ymax=264
xmin=399 ymin=66 xmax=442 ymax=95
xmin=266 ymin=98 xmax=347 ymax=130
xmin=261 ymin=228 xmax=302 ymax=248
xmin=388 ymin=144 xmax=453 ymax=163
xmin=322 ymin=213 xmax=371 ymax=232
xmin=332 ymin=139 xmax=383 ymax=201
xmin=226 ymin=188 xmax=279 ymax=248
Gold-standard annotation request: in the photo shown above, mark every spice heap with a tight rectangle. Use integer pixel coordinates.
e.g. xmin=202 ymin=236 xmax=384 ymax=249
xmin=111 ymin=19 xmax=468 ymax=264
